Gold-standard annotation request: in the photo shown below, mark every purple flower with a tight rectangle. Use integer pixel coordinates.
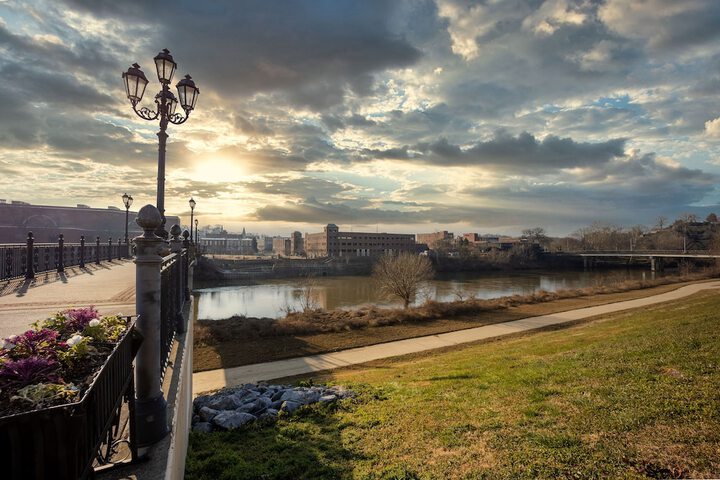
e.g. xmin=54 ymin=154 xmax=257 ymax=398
xmin=0 ymin=356 xmax=61 ymax=388
xmin=63 ymin=307 xmax=100 ymax=332
xmin=2 ymin=329 xmax=64 ymax=361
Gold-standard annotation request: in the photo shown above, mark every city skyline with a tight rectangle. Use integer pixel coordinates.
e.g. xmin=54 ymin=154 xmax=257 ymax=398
xmin=1 ymin=0 xmax=719 ymax=236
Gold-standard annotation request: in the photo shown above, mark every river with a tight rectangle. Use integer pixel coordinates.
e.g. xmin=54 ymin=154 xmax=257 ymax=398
xmin=195 ymin=269 xmax=662 ymax=320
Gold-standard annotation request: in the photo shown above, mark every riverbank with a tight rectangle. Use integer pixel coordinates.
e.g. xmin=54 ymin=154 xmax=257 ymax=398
xmin=194 ymin=271 xmax=718 ymax=372
xmin=187 ymin=289 xmax=720 ymax=479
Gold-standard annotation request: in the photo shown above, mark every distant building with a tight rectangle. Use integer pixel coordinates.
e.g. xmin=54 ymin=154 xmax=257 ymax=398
xmin=461 ymin=233 xmax=521 ymax=251
xmin=239 ymin=237 xmax=258 ymax=255
xmin=417 ymin=231 xmax=454 ymax=249
xmin=259 ymin=236 xmax=274 ymax=253
xmin=462 ymin=233 xmax=481 ymax=244
xmin=305 ymin=224 xmax=415 ymax=258
xmin=272 ymin=237 xmax=291 ymax=256
xmin=0 ymin=201 xmax=179 ymax=243
xmin=290 ymin=231 xmax=304 ymax=255
xmin=199 ymin=231 xmax=259 ymax=255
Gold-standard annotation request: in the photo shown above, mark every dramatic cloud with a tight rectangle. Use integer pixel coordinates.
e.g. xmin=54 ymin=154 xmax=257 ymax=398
xmin=705 ymin=118 xmax=720 ymax=137
xmin=599 ymin=0 xmax=720 ymax=50
xmin=62 ymin=0 xmax=422 ymax=109
xmin=361 ymin=132 xmax=627 ymax=172
xmin=1 ymin=0 xmax=719 ymax=236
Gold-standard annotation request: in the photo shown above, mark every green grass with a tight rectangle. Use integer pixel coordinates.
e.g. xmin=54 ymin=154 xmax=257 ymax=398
xmin=186 ymin=290 xmax=720 ymax=479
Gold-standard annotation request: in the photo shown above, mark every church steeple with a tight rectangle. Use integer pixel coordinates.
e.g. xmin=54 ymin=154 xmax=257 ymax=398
xmin=242 ymin=227 xmax=246 ymax=237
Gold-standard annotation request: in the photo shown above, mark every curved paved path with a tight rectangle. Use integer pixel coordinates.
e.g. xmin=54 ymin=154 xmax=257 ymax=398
xmin=0 ymin=261 xmax=136 ymax=338
xmin=193 ymin=280 xmax=720 ymax=395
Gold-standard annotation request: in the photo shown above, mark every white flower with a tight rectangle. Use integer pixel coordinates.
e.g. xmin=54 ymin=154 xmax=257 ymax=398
xmin=88 ymin=319 xmax=101 ymax=327
xmin=2 ymin=339 xmax=15 ymax=350
xmin=67 ymin=334 xmax=84 ymax=347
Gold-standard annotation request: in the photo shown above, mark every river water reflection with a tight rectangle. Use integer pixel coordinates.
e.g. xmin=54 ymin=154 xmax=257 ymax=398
xmin=196 ymin=269 xmax=660 ymax=320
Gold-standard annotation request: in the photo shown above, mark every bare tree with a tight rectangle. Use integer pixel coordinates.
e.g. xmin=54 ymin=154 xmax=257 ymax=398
xmin=628 ymin=225 xmax=647 ymax=250
xmin=297 ymin=274 xmax=319 ymax=312
xmin=655 ymin=216 xmax=667 ymax=230
xmin=373 ymin=253 xmax=434 ymax=308
xmin=572 ymin=222 xmax=625 ymax=251
xmin=522 ymin=227 xmax=549 ymax=246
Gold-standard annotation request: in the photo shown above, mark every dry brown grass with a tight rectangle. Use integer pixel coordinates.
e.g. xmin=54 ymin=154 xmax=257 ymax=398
xmin=195 ymin=268 xmax=719 ymax=347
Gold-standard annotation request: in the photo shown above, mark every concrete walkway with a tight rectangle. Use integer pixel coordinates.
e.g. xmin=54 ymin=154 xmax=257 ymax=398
xmin=0 ymin=261 xmax=136 ymax=338
xmin=193 ymin=280 xmax=720 ymax=395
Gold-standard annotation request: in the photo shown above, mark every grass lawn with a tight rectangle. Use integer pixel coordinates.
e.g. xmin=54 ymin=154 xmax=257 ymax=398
xmin=186 ymin=290 xmax=720 ymax=479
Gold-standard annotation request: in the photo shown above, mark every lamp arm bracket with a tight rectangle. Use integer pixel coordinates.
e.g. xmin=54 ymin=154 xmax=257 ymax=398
xmin=168 ymin=111 xmax=190 ymax=125
xmin=132 ymin=103 xmax=160 ymax=121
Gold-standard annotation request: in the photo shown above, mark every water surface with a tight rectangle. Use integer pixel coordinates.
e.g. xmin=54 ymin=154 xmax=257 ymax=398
xmin=195 ymin=269 xmax=660 ymax=320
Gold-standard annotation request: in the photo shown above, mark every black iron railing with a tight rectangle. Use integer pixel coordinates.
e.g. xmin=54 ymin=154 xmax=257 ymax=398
xmin=0 ymin=233 xmax=130 ymax=281
xmin=160 ymin=250 xmax=189 ymax=380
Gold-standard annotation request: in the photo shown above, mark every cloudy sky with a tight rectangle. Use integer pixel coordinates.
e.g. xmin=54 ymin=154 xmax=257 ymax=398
xmin=1 ymin=0 xmax=719 ymax=236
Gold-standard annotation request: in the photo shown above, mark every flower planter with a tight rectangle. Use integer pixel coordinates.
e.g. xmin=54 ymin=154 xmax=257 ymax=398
xmin=0 ymin=320 xmax=142 ymax=480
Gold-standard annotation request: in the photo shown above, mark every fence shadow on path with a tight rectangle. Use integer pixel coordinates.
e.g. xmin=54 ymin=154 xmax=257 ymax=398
xmin=0 ymin=260 xmax=131 ymax=298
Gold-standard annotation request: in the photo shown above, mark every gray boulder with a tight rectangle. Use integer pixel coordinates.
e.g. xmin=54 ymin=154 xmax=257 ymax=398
xmin=236 ymin=399 xmax=262 ymax=414
xmin=318 ymin=394 xmax=337 ymax=403
xmin=256 ymin=396 xmax=273 ymax=409
xmin=236 ymin=390 xmax=259 ymax=402
xmin=281 ymin=401 xmax=302 ymax=413
xmin=199 ymin=406 xmax=221 ymax=422
xmin=280 ymin=389 xmax=320 ymax=404
xmin=192 ymin=422 xmax=214 ymax=433
xmin=207 ymin=394 xmax=239 ymax=411
xmin=193 ymin=394 xmax=213 ymax=412
xmin=212 ymin=411 xmax=257 ymax=430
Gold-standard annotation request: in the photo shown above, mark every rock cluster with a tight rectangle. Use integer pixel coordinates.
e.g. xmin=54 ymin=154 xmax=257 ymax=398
xmin=191 ymin=383 xmax=353 ymax=432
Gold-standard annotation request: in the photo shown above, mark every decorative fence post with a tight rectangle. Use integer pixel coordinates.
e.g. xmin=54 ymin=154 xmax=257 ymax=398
xmin=79 ymin=235 xmax=85 ymax=268
xmin=183 ymin=230 xmax=191 ymax=301
xmin=133 ymin=205 xmax=168 ymax=447
xmin=108 ymin=237 xmax=113 ymax=262
xmin=57 ymin=234 xmax=65 ymax=273
xmin=25 ymin=232 xmax=34 ymax=279
xmin=96 ymin=236 xmax=101 ymax=265
xmin=169 ymin=225 xmax=186 ymax=334
xmin=117 ymin=237 xmax=122 ymax=260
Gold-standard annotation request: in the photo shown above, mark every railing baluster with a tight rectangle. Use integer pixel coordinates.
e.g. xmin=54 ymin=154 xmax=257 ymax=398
xmin=5 ymin=248 xmax=12 ymax=280
xmin=80 ymin=236 xmax=85 ymax=268
xmin=57 ymin=234 xmax=65 ymax=273
xmin=25 ymin=232 xmax=34 ymax=279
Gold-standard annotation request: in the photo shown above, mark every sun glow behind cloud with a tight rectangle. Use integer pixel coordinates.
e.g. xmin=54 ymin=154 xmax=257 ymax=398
xmin=0 ymin=0 xmax=719 ymax=236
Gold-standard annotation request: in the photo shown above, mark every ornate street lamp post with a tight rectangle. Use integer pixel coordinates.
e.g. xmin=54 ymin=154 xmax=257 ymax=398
xmin=122 ymin=49 xmax=200 ymax=238
xmin=122 ymin=193 xmax=133 ymax=257
xmin=189 ymin=197 xmax=196 ymax=244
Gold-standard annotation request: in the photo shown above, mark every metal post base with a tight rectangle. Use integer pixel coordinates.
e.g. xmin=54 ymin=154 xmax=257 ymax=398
xmin=134 ymin=394 xmax=169 ymax=447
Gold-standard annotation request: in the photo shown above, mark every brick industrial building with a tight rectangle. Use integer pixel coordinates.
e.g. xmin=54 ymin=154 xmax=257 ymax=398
xmin=305 ymin=224 xmax=415 ymax=258
xmin=272 ymin=236 xmax=291 ymax=256
xmin=0 ymin=201 xmax=180 ymax=243
xmin=416 ymin=231 xmax=454 ymax=249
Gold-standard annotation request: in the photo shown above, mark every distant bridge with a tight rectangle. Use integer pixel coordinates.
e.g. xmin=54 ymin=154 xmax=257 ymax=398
xmin=551 ymin=250 xmax=720 ymax=271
